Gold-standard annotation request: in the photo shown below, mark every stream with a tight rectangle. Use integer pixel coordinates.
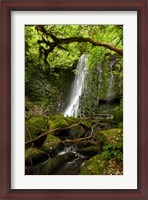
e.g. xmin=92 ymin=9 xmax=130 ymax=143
xmin=25 ymin=53 xmax=121 ymax=175
xmin=49 ymin=146 xmax=87 ymax=175
xmin=27 ymin=145 xmax=89 ymax=175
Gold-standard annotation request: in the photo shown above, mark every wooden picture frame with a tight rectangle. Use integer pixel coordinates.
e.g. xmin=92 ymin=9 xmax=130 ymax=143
xmin=0 ymin=0 xmax=147 ymax=199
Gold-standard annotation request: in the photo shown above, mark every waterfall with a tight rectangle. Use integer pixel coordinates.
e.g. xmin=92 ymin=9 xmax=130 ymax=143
xmin=64 ymin=54 xmax=87 ymax=117
xmin=106 ymin=62 xmax=115 ymax=100
xmin=97 ymin=63 xmax=103 ymax=105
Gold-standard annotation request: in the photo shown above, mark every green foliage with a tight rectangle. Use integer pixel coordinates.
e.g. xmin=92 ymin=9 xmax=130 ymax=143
xmin=118 ymin=122 xmax=123 ymax=129
xmin=101 ymin=141 xmax=123 ymax=161
xmin=80 ymin=52 xmax=123 ymax=116
xmin=25 ymin=25 xmax=123 ymax=115
xmin=98 ymin=128 xmax=123 ymax=161
xmin=25 ymin=25 xmax=123 ymax=71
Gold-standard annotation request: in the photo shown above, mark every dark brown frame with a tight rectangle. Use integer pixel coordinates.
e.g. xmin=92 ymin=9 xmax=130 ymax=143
xmin=0 ymin=0 xmax=147 ymax=199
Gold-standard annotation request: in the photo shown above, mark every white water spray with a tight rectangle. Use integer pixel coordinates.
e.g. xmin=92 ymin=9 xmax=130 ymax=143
xmin=106 ymin=62 xmax=114 ymax=100
xmin=64 ymin=54 xmax=87 ymax=117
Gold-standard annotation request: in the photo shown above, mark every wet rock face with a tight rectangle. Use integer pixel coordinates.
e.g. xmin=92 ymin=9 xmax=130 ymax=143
xmin=33 ymin=152 xmax=76 ymax=175
xmin=79 ymin=55 xmax=123 ymax=117
xmin=50 ymin=157 xmax=87 ymax=175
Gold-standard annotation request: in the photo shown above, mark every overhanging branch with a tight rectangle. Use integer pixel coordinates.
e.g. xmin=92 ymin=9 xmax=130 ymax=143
xmin=36 ymin=25 xmax=123 ymax=62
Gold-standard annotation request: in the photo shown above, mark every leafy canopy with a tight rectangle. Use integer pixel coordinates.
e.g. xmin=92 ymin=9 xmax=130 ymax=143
xmin=25 ymin=25 xmax=123 ymax=71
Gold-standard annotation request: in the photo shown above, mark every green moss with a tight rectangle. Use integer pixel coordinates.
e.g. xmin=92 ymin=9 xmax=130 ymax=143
xmin=79 ymin=154 xmax=109 ymax=175
xmin=37 ymin=152 xmax=75 ymax=175
xmin=65 ymin=116 xmax=78 ymax=125
xmin=118 ymin=122 xmax=123 ymax=128
xmin=25 ymin=116 xmax=48 ymax=142
xmin=100 ymin=128 xmax=123 ymax=161
xmin=95 ymin=131 xmax=107 ymax=144
xmin=80 ymin=120 xmax=91 ymax=129
xmin=48 ymin=114 xmax=68 ymax=130
xmin=25 ymin=147 xmax=48 ymax=164
xmin=41 ymin=134 xmax=63 ymax=155
xmin=79 ymin=153 xmax=123 ymax=175
xmin=100 ymin=128 xmax=122 ymax=142
xmin=114 ymin=109 xmax=123 ymax=122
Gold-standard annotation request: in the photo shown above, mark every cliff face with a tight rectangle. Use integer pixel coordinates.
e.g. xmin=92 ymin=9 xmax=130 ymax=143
xmin=78 ymin=54 xmax=123 ymax=116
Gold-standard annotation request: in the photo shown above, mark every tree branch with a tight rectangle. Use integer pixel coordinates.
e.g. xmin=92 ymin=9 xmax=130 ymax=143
xmin=25 ymin=120 xmax=81 ymax=146
xmin=63 ymin=123 xmax=98 ymax=144
xmin=58 ymin=37 xmax=123 ymax=55
xmin=36 ymin=25 xmax=123 ymax=62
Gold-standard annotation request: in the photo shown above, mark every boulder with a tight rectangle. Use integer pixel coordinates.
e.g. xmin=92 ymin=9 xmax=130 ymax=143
xmin=69 ymin=124 xmax=86 ymax=139
xmin=55 ymin=129 xmax=70 ymax=139
xmin=77 ymin=146 xmax=99 ymax=157
xmin=48 ymin=114 xmax=68 ymax=130
xmin=79 ymin=154 xmax=123 ymax=175
xmin=99 ymin=128 xmax=123 ymax=144
xmin=35 ymin=152 xmax=76 ymax=175
xmin=25 ymin=147 xmax=48 ymax=165
xmin=65 ymin=116 xmax=79 ymax=126
xmin=51 ymin=157 xmax=86 ymax=175
xmin=76 ymin=139 xmax=101 ymax=150
xmin=80 ymin=120 xmax=91 ymax=130
xmin=25 ymin=116 xmax=48 ymax=145
xmin=94 ymin=128 xmax=122 ymax=144
xmin=79 ymin=154 xmax=107 ymax=175
xmin=41 ymin=134 xmax=63 ymax=157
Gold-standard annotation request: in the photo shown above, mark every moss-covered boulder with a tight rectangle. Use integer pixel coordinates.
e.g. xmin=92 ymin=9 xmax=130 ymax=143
xmin=95 ymin=128 xmax=122 ymax=144
xmin=79 ymin=154 xmax=108 ymax=175
xmin=48 ymin=114 xmax=68 ymax=130
xmin=65 ymin=116 xmax=78 ymax=126
xmin=35 ymin=152 xmax=76 ymax=175
xmin=79 ymin=154 xmax=123 ymax=175
xmin=76 ymin=138 xmax=101 ymax=150
xmin=69 ymin=124 xmax=86 ymax=139
xmin=25 ymin=116 xmax=48 ymax=143
xmin=80 ymin=120 xmax=91 ymax=130
xmin=77 ymin=146 xmax=99 ymax=157
xmin=41 ymin=134 xmax=63 ymax=156
xmin=25 ymin=148 xmax=48 ymax=165
xmin=99 ymin=128 xmax=123 ymax=144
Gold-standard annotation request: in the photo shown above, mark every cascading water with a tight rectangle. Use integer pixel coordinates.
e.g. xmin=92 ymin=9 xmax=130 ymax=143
xmin=106 ymin=62 xmax=115 ymax=100
xmin=64 ymin=54 xmax=87 ymax=117
xmin=97 ymin=63 xmax=103 ymax=105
